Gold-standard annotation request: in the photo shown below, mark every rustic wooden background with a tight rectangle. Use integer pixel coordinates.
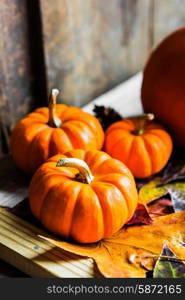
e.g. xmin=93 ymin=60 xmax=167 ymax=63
xmin=0 ymin=0 xmax=185 ymax=158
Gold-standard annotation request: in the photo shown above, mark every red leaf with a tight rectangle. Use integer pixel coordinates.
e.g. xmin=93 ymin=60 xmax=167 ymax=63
xmin=127 ymin=203 xmax=152 ymax=225
xmin=148 ymin=197 xmax=174 ymax=219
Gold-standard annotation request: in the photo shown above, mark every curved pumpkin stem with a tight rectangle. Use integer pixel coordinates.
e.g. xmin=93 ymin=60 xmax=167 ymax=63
xmin=48 ymin=89 xmax=62 ymax=128
xmin=133 ymin=113 xmax=154 ymax=135
xmin=56 ymin=158 xmax=94 ymax=184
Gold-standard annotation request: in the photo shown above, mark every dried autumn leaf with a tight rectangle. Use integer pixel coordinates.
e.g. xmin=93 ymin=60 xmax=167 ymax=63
xmin=126 ymin=203 xmax=152 ymax=225
xmin=148 ymin=197 xmax=174 ymax=219
xmin=139 ymin=179 xmax=185 ymax=213
xmin=166 ymin=183 xmax=185 ymax=213
xmin=39 ymin=212 xmax=185 ymax=278
xmin=139 ymin=178 xmax=167 ymax=204
xmin=153 ymin=245 xmax=185 ymax=278
xmin=93 ymin=105 xmax=122 ymax=130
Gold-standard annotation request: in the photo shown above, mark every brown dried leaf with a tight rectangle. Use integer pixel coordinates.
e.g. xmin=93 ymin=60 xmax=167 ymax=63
xmin=93 ymin=105 xmax=122 ymax=130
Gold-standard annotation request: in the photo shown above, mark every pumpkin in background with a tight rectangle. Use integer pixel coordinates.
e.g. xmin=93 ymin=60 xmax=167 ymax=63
xmin=141 ymin=27 xmax=185 ymax=147
xmin=10 ymin=89 xmax=104 ymax=175
xmin=29 ymin=149 xmax=138 ymax=243
xmin=105 ymin=114 xmax=173 ymax=178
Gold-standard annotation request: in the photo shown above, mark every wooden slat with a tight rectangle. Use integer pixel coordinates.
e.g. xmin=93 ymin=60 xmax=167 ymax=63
xmin=0 ymin=156 xmax=28 ymax=208
xmin=0 ymin=1 xmax=33 ymax=128
xmin=0 ymin=0 xmax=48 ymax=158
xmin=40 ymin=0 xmax=151 ymax=106
xmin=0 ymin=208 xmax=102 ymax=278
xmin=0 ymin=208 xmax=97 ymax=270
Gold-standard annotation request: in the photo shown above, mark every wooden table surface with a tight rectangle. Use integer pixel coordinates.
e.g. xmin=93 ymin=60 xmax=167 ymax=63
xmin=0 ymin=259 xmax=28 ymax=277
xmin=0 ymin=73 xmax=143 ymax=277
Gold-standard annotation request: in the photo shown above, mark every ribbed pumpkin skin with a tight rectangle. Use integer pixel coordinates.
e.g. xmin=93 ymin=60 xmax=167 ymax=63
xmin=29 ymin=149 xmax=138 ymax=244
xmin=10 ymin=105 xmax=104 ymax=175
xmin=105 ymin=119 xmax=173 ymax=178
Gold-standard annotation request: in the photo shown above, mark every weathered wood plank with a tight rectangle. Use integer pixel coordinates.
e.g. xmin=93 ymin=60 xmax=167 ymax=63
xmin=0 ymin=0 xmax=47 ymax=158
xmin=0 ymin=1 xmax=33 ymax=125
xmin=0 ymin=208 xmax=102 ymax=278
xmin=153 ymin=0 xmax=185 ymax=46
xmin=0 ymin=156 xmax=28 ymax=208
xmin=40 ymin=0 xmax=151 ymax=106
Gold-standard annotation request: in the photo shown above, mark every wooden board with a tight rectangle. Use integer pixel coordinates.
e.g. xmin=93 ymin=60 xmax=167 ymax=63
xmin=40 ymin=0 xmax=151 ymax=106
xmin=0 ymin=0 xmax=47 ymax=159
xmin=40 ymin=0 xmax=185 ymax=108
xmin=0 ymin=208 xmax=101 ymax=278
xmin=0 ymin=0 xmax=32 ymax=157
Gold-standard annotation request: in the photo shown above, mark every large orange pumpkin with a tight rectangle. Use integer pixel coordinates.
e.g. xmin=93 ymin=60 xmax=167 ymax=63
xmin=10 ymin=89 xmax=104 ymax=175
xmin=29 ymin=149 xmax=138 ymax=243
xmin=141 ymin=27 xmax=185 ymax=147
xmin=105 ymin=114 xmax=173 ymax=178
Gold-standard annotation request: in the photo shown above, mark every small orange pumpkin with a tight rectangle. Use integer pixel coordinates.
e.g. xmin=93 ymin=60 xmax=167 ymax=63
xmin=29 ymin=149 xmax=138 ymax=243
xmin=105 ymin=114 xmax=173 ymax=178
xmin=10 ymin=89 xmax=104 ymax=175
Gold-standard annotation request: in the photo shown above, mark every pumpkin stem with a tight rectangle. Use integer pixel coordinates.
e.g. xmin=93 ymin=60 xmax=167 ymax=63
xmin=56 ymin=158 xmax=94 ymax=184
xmin=133 ymin=113 xmax=154 ymax=135
xmin=48 ymin=89 xmax=62 ymax=128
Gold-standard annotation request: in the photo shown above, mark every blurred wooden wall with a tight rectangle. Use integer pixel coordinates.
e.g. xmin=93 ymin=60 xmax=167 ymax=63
xmin=0 ymin=0 xmax=185 ymax=157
